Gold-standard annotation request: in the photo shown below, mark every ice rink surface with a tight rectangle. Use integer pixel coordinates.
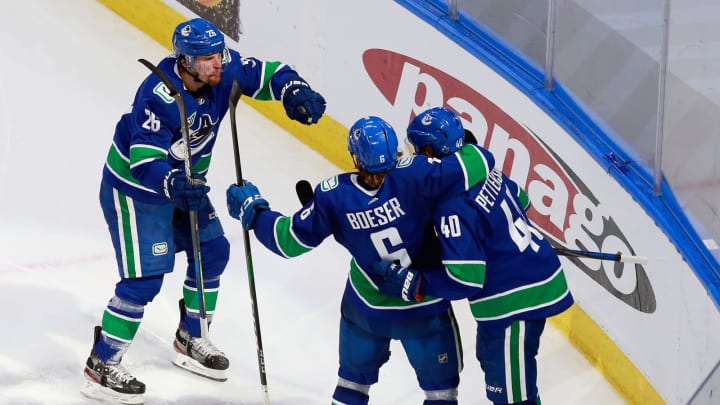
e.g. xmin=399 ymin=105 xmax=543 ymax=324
xmin=0 ymin=1 xmax=625 ymax=403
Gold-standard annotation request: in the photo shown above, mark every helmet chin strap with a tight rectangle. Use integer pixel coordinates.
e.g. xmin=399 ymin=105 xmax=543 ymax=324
xmin=178 ymin=57 xmax=209 ymax=86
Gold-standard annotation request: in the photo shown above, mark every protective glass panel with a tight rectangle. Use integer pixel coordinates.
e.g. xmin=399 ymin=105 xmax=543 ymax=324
xmin=553 ymin=0 xmax=664 ymax=171
xmin=438 ymin=0 xmax=720 ymax=260
xmin=663 ymin=0 xmax=720 ymax=255
xmin=456 ymin=0 xmax=549 ymax=69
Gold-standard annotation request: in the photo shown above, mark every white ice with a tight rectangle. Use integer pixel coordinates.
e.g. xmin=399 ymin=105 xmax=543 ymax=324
xmin=0 ymin=0 xmax=625 ymax=404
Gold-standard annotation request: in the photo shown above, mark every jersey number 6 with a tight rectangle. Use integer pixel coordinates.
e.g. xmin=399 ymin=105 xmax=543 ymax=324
xmin=370 ymin=227 xmax=411 ymax=267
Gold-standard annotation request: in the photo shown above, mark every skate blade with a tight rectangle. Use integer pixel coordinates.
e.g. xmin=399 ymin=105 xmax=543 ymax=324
xmin=172 ymin=351 xmax=228 ymax=382
xmin=80 ymin=377 xmax=144 ymax=405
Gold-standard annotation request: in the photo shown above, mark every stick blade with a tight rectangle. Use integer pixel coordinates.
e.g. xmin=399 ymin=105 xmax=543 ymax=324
xmin=230 ymin=79 xmax=243 ymax=107
xmin=295 ymin=179 xmax=314 ymax=206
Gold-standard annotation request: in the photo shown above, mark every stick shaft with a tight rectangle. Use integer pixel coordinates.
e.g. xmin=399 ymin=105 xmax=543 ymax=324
xmin=229 ymin=81 xmax=270 ymax=401
xmin=554 ymin=247 xmax=648 ymax=265
xmin=137 ymin=58 xmax=209 ymax=337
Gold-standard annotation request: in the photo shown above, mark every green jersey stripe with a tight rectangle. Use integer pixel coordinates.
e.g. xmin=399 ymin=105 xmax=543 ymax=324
xmin=443 ymin=260 xmax=486 ymax=287
xmin=469 ymin=267 xmax=570 ymax=321
xmin=517 ymin=187 xmax=530 ymax=211
xmin=456 ymin=144 xmax=491 ymax=188
xmin=254 ymin=61 xmax=284 ymax=101
xmin=129 ymin=143 xmax=168 ymax=166
xmin=274 ymin=216 xmax=313 ymax=258
xmin=348 ymin=259 xmax=443 ymax=309
xmin=193 ymin=153 xmax=211 ymax=173
xmin=106 ymin=144 xmax=140 ymax=185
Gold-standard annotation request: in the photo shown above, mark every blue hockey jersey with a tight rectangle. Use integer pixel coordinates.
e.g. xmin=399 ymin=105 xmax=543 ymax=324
xmin=252 ymin=144 xmax=495 ymax=320
xmin=422 ymin=167 xmax=574 ymax=327
xmin=102 ymin=49 xmax=304 ymax=203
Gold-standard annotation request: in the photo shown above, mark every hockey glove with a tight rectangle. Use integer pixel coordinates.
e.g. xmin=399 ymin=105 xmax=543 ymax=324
xmin=281 ymin=80 xmax=326 ymax=124
xmin=226 ymin=180 xmax=270 ymax=230
xmin=163 ymin=169 xmax=210 ymax=211
xmin=372 ymin=261 xmax=424 ymax=302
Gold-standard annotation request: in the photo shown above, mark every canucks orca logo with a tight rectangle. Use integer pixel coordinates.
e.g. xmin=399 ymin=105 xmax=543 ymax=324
xmin=188 ymin=113 xmax=216 ymax=146
xmin=169 ymin=113 xmax=218 ymax=161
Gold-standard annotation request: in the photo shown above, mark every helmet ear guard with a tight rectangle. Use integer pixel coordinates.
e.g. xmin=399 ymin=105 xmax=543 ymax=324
xmin=406 ymin=107 xmax=465 ymax=157
xmin=347 ymin=116 xmax=400 ymax=173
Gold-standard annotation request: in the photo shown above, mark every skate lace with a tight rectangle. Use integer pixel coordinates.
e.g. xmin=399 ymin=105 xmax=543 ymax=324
xmin=191 ymin=337 xmax=225 ymax=359
xmin=107 ymin=363 xmax=135 ymax=384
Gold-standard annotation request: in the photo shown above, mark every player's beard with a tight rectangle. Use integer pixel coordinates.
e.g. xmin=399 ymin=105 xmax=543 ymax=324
xmin=202 ymin=73 xmax=221 ymax=86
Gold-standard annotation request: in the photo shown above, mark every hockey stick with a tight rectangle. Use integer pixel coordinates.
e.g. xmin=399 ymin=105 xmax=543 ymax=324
xmin=137 ymin=59 xmax=210 ymax=338
xmin=294 ymin=179 xmax=648 ymax=265
xmin=553 ymin=247 xmax=648 ymax=265
xmin=228 ymin=80 xmax=270 ymax=405
xmin=296 ymin=179 xmax=314 ymax=206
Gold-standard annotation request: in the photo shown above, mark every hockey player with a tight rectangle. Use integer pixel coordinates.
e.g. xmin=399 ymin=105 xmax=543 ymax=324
xmin=372 ymin=107 xmax=575 ymax=405
xmin=81 ymin=18 xmax=326 ymax=404
xmin=225 ymin=116 xmax=496 ymax=405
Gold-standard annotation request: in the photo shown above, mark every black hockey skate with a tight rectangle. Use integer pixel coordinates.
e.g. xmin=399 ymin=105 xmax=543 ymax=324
xmin=172 ymin=299 xmax=229 ymax=381
xmin=80 ymin=326 xmax=145 ymax=405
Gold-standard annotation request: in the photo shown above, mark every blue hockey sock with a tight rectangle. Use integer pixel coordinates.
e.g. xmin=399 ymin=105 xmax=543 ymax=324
xmin=94 ymin=332 xmax=129 ymax=365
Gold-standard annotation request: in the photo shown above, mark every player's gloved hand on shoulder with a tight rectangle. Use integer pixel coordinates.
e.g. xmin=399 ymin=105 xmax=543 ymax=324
xmin=163 ymin=169 xmax=210 ymax=211
xmin=226 ymin=180 xmax=270 ymax=230
xmin=281 ymin=80 xmax=326 ymax=125
xmin=372 ymin=261 xmax=424 ymax=302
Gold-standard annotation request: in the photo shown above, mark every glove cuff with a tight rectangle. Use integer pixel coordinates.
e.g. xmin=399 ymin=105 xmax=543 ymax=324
xmin=241 ymin=195 xmax=260 ymax=212
xmin=279 ymin=79 xmax=309 ymax=102
xmin=162 ymin=169 xmax=183 ymax=199
xmin=400 ymin=269 xmax=423 ymax=302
